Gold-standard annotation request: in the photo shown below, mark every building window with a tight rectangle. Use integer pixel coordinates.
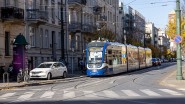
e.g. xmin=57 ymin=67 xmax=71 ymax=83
xmin=5 ymin=32 xmax=10 ymax=56
xmin=45 ymin=29 xmax=49 ymax=48
xmin=29 ymin=27 xmax=35 ymax=47
xmin=45 ymin=0 xmax=48 ymax=11
xmin=4 ymin=0 xmax=10 ymax=7
xmin=58 ymin=32 xmax=61 ymax=49
xmin=40 ymin=28 xmax=43 ymax=48
xmin=14 ymin=0 xmax=18 ymax=7
xmin=28 ymin=0 xmax=36 ymax=9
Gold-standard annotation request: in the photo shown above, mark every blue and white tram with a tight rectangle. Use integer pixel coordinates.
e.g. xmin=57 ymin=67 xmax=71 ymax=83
xmin=86 ymin=41 xmax=152 ymax=76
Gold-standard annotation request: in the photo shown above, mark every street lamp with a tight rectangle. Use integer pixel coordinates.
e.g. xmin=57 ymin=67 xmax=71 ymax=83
xmin=158 ymin=36 xmax=162 ymax=59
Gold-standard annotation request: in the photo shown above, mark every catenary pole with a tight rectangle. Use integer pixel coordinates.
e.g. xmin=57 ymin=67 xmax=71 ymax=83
xmin=176 ymin=0 xmax=183 ymax=80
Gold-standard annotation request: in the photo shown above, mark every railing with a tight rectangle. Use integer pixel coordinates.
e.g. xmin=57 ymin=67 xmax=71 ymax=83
xmin=0 ymin=7 xmax=24 ymax=20
xmin=69 ymin=21 xmax=96 ymax=33
xmin=83 ymin=23 xmax=96 ymax=33
xmin=26 ymin=9 xmax=48 ymax=21
xmin=68 ymin=0 xmax=86 ymax=5
xmin=68 ymin=22 xmax=81 ymax=32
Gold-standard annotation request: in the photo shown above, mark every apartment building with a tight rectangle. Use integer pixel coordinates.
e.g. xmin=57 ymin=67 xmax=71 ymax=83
xmin=145 ymin=22 xmax=159 ymax=47
xmin=132 ymin=9 xmax=145 ymax=46
xmin=0 ymin=0 xmax=64 ymax=70
xmin=68 ymin=0 xmax=121 ymax=71
xmin=0 ymin=0 xmax=25 ymax=67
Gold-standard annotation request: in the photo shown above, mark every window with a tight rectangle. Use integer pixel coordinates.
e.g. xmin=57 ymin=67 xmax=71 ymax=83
xmin=14 ymin=0 xmax=18 ymax=7
xmin=40 ymin=28 xmax=43 ymax=48
xmin=28 ymin=0 xmax=36 ymax=9
xmin=4 ymin=0 xmax=10 ymax=7
xmin=45 ymin=30 xmax=49 ymax=48
xmin=29 ymin=27 xmax=35 ymax=47
xmin=58 ymin=32 xmax=61 ymax=49
xmin=5 ymin=32 xmax=10 ymax=56
xmin=52 ymin=8 xmax=55 ymax=20
xmin=45 ymin=0 xmax=48 ymax=11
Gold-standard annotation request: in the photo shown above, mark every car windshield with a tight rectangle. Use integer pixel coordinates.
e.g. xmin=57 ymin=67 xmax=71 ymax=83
xmin=152 ymin=58 xmax=156 ymax=61
xmin=37 ymin=63 xmax=53 ymax=68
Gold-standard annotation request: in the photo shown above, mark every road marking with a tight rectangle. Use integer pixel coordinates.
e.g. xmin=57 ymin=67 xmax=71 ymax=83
xmin=121 ymin=90 xmax=140 ymax=96
xmin=40 ymin=91 xmax=55 ymax=98
xmin=177 ymin=88 xmax=185 ymax=91
xmin=63 ymin=91 xmax=75 ymax=99
xmin=140 ymin=89 xmax=161 ymax=96
xmin=83 ymin=91 xmax=97 ymax=97
xmin=159 ymin=89 xmax=183 ymax=96
xmin=0 ymin=93 xmax=15 ymax=99
xmin=17 ymin=92 xmax=34 ymax=100
xmin=103 ymin=90 xmax=119 ymax=98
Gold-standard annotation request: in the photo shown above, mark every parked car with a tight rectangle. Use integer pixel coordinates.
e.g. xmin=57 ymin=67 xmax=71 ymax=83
xmin=152 ymin=58 xmax=158 ymax=66
xmin=152 ymin=58 xmax=161 ymax=66
xmin=156 ymin=58 xmax=161 ymax=66
xmin=30 ymin=62 xmax=68 ymax=80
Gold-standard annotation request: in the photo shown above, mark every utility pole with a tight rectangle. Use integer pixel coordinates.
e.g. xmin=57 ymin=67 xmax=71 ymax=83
xmin=61 ymin=0 xmax=65 ymax=62
xmin=115 ymin=2 xmax=117 ymax=41
xmin=176 ymin=0 xmax=183 ymax=80
xmin=81 ymin=7 xmax=84 ymax=60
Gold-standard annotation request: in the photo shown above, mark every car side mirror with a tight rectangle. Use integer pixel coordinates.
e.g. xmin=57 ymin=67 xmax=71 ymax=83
xmin=52 ymin=66 xmax=56 ymax=69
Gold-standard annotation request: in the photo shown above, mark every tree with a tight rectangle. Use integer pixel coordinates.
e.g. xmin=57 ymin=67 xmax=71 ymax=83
xmin=146 ymin=43 xmax=160 ymax=57
xmin=92 ymin=28 xmax=116 ymax=41
xmin=166 ymin=16 xmax=185 ymax=48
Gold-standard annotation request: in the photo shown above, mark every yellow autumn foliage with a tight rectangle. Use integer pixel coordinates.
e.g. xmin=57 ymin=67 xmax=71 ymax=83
xmin=166 ymin=17 xmax=185 ymax=47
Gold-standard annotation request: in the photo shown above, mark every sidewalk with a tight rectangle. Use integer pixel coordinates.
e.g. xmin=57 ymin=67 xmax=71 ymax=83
xmin=0 ymin=70 xmax=86 ymax=90
xmin=160 ymin=68 xmax=185 ymax=89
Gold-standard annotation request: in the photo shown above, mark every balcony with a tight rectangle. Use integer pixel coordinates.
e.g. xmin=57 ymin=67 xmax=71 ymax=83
xmin=26 ymin=9 xmax=48 ymax=26
xmin=68 ymin=0 xmax=86 ymax=9
xmin=82 ymin=23 xmax=96 ymax=33
xmin=0 ymin=7 xmax=24 ymax=23
xmin=68 ymin=22 xmax=81 ymax=33
xmin=68 ymin=22 xmax=96 ymax=33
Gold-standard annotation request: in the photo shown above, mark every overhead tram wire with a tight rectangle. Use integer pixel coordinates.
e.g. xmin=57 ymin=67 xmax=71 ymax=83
xmin=125 ymin=0 xmax=137 ymax=6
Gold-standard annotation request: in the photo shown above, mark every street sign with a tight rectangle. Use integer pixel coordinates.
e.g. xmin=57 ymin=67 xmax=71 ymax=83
xmin=174 ymin=35 xmax=182 ymax=44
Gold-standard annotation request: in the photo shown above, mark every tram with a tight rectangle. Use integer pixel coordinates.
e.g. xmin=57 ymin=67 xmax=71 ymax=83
xmin=86 ymin=40 xmax=152 ymax=76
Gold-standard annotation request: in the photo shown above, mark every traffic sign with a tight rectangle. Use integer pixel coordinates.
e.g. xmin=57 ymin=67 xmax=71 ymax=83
xmin=174 ymin=35 xmax=182 ymax=44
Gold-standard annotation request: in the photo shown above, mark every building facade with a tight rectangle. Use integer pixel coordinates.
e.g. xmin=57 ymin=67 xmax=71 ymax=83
xmin=145 ymin=22 xmax=159 ymax=47
xmin=0 ymin=0 xmax=123 ymax=73
xmin=0 ymin=0 xmax=25 ymax=67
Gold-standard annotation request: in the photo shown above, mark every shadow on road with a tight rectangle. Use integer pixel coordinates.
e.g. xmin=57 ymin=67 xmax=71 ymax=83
xmin=1 ymin=97 xmax=185 ymax=104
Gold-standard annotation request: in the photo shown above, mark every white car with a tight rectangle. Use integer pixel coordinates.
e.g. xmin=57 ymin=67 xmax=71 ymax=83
xmin=30 ymin=62 xmax=68 ymax=80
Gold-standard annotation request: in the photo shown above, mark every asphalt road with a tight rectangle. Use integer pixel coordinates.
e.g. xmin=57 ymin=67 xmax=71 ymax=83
xmin=0 ymin=62 xmax=185 ymax=104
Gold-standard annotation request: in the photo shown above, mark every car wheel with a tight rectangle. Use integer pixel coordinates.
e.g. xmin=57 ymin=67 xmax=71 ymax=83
xmin=63 ymin=71 xmax=67 ymax=78
xmin=47 ymin=73 xmax=52 ymax=80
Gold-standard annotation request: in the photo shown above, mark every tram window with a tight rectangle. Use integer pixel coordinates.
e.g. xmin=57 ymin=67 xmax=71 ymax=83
xmin=109 ymin=60 xmax=112 ymax=65
xmin=108 ymin=50 xmax=112 ymax=54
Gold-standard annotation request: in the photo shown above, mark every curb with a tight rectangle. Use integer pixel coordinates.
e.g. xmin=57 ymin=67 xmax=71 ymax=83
xmin=159 ymin=70 xmax=177 ymax=87
xmin=159 ymin=69 xmax=185 ymax=89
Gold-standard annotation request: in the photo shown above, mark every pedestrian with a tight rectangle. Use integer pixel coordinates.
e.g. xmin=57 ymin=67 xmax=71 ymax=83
xmin=79 ymin=59 xmax=84 ymax=71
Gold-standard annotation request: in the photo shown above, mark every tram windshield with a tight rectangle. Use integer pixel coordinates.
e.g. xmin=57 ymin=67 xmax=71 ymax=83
xmin=88 ymin=47 xmax=103 ymax=64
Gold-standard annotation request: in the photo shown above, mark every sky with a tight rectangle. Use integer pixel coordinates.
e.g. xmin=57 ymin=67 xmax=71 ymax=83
xmin=122 ymin=0 xmax=181 ymax=30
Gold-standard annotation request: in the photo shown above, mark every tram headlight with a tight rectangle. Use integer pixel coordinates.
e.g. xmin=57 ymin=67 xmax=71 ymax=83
xmin=88 ymin=64 xmax=93 ymax=68
xmin=96 ymin=64 xmax=102 ymax=68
